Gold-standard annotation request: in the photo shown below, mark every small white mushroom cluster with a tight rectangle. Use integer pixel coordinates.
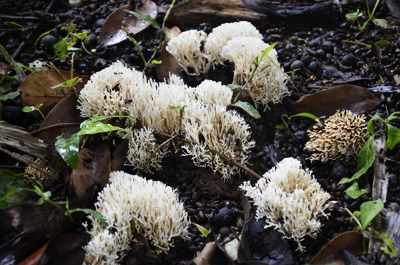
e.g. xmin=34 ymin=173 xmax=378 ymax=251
xmin=240 ymin=157 xmax=335 ymax=252
xmin=83 ymin=171 xmax=189 ymax=264
xmin=166 ymin=21 xmax=288 ymax=108
xmin=78 ymin=61 xmax=255 ymax=179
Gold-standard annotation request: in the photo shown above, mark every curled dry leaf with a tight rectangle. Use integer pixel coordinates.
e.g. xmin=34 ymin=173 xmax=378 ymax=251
xmin=18 ymin=70 xmax=88 ymax=119
xmin=156 ymin=26 xmax=182 ymax=82
xmin=310 ymin=231 xmax=363 ymax=264
xmin=288 ymin=85 xmax=382 ymax=117
xmin=98 ymin=1 xmax=158 ymax=47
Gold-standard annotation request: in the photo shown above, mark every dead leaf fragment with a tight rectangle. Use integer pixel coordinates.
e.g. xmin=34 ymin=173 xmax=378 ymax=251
xmin=98 ymin=1 xmax=158 ymax=47
xmin=288 ymin=85 xmax=382 ymax=117
xmin=69 ymin=142 xmax=111 ymax=199
xmin=310 ymin=231 xmax=363 ymax=264
xmin=18 ymin=70 xmax=88 ymax=119
xmin=156 ymin=26 xmax=182 ymax=82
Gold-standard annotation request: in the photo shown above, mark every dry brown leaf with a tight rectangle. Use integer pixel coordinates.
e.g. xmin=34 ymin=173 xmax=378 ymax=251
xmin=17 ymin=240 xmax=50 ymax=265
xmin=156 ymin=26 xmax=182 ymax=82
xmin=69 ymin=142 xmax=110 ymax=199
xmin=98 ymin=1 xmax=158 ymax=47
xmin=310 ymin=231 xmax=363 ymax=264
xmin=288 ymin=85 xmax=382 ymax=117
xmin=36 ymin=93 xmax=84 ymax=151
xmin=18 ymin=70 xmax=88 ymax=119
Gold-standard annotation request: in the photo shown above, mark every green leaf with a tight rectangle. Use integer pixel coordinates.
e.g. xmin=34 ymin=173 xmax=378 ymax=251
xmin=373 ymin=18 xmax=389 ymax=29
xmin=360 ymin=199 xmax=383 ymax=230
xmin=339 ymin=135 xmax=375 ymax=184
xmin=259 ymin=42 xmax=277 ymax=63
xmin=55 ymin=133 xmax=80 ymax=170
xmin=0 ymin=91 xmax=20 ymax=101
xmin=151 ymin=60 xmax=162 ymax=65
xmin=345 ymin=181 xmax=366 ymax=199
xmin=226 ymin=84 xmax=242 ymax=90
xmin=51 ymin=36 xmax=69 ymax=60
xmin=291 ymin=113 xmax=323 ymax=124
xmin=22 ymin=106 xmax=37 ymax=113
xmin=346 ymin=10 xmax=362 ymax=21
xmin=4 ymin=21 xmax=23 ymax=28
xmin=66 ymin=208 xmax=108 ymax=228
xmin=125 ymin=10 xmax=161 ymax=30
xmin=375 ymin=40 xmax=390 ymax=48
xmin=386 ymin=112 xmax=400 ymax=122
xmin=77 ymin=120 xmax=124 ymax=136
xmin=193 ymin=222 xmax=209 ymax=237
xmin=74 ymin=32 xmax=89 ymax=41
xmin=386 ymin=124 xmax=400 ymax=150
xmin=367 ymin=114 xmax=384 ymax=134
xmin=0 ymin=171 xmax=33 ymax=198
xmin=35 ymin=29 xmax=54 ymax=46
xmin=17 ymin=63 xmax=35 ymax=73
xmin=377 ymin=231 xmax=399 ymax=257
xmin=275 ymin=123 xmax=286 ymax=130
xmin=51 ymin=76 xmax=81 ymax=89
xmin=233 ymin=101 xmax=261 ymax=119
xmin=169 ymin=105 xmax=185 ymax=111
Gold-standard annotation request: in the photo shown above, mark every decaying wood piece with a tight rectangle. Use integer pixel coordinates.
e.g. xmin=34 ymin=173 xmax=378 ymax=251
xmin=166 ymin=0 xmax=340 ymax=27
xmin=368 ymin=135 xmax=399 ymax=264
xmin=0 ymin=121 xmax=47 ymax=160
xmin=0 ymin=121 xmax=58 ymax=181
xmin=372 ymin=135 xmax=389 ymax=203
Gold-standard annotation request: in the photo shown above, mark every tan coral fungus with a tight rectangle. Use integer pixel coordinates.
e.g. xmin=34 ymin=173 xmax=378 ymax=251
xmin=240 ymin=157 xmax=335 ymax=252
xmin=305 ymin=110 xmax=369 ymax=162
xmin=84 ymin=171 xmax=189 ymax=264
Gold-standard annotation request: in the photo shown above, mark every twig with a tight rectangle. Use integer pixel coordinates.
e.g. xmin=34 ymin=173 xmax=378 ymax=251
xmin=152 ymin=131 xmax=262 ymax=179
xmin=29 ymin=123 xmax=80 ymax=136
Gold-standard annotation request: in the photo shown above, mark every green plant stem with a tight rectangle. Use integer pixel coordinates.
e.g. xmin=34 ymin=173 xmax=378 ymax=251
xmin=343 ymin=40 xmax=371 ymax=48
xmin=142 ymin=0 xmax=176 ymax=74
xmin=344 ymin=207 xmax=363 ymax=230
xmin=266 ymin=54 xmax=299 ymax=93
xmin=362 ymin=0 xmax=381 ymax=29
xmin=122 ymin=26 xmax=147 ymax=66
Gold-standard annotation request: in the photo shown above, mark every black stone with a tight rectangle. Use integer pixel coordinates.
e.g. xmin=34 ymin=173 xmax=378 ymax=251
xmin=389 ymin=174 xmax=399 ymax=188
xmin=341 ymin=53 xmax=358 ymax=67
xmin=330 ymin=164 xmax=349 ymax=181
xmin=322 ymin=41 xmax=333 ymax=54
xmin=290 ymin=60 xmax=304 ymax=72
xmin=40 ymin=35 xmax=58 ymax=51
xmin=212 ymin=207 xmax=234 ymax=227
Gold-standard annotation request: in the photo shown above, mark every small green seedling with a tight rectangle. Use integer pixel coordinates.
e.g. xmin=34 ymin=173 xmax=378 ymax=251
xmin=345 ymin=200 xmax=398 ymax=257
xmin=193 ymin=222 xmax=209 ymax=237
xmin=170 ymin=105 xmax=186 ymax=135
xmin=50 ymin=53 xmax=81 ymax=98
xmin=38 ymin=22 xmax=89 ymax=60
xmin=345 ymin=0 xmax=388 ymax=30
xmin=226 ymin=43 xmax=277 ymax=119
xmin=343 ymin=39 xmax=390 ymax=50
xmin=22 ymin=103 xmax=45 ymax=119
xmin=275 ymin=112 xmax=323 ymax=130
xmin=367 ymin=112 xmax=400 ymax=150
xmin=339 ymin=135 xmax=375 ymax=198
xmin=55 ymin=115 xmax=132 ymax=170
xmin=0 ymin=184 xmax=107 ymax=228
xmin=125 ymin=0 xmax=176 ymax=74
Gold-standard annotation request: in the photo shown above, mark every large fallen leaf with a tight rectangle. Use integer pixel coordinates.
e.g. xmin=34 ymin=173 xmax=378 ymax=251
xmin=98 ymin=1 xmax=158 ymax=47
xmin=18 ymin=240 xmax=50 ymax=265
xmin=156 ymin=26 xmax=182 ymax=82
xmin=36 ymin=93 xmax=84 ymax=153
xmin=68 ymin=142 xmax=110 ymax=199
xmin=310 ymin=231 xmax=364 ymax=264
xmin=18 ymin=70 xmax=88 ymax=119
xmin=288 ymin=85 xmax=382 ymax=117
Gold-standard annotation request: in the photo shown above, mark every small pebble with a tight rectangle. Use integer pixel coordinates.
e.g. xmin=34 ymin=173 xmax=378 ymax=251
xmin=290 ymin=60 xmax=304 ymax=72
xmin=322 ymin=41 xmax=333 ymax=54
xmin=330 ymin=164 xmax=348 ymax=181
xmin=389 ymin=174 xmax=399 ymax=188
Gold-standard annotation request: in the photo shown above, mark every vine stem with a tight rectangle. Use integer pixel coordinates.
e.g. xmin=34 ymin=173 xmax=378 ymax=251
xmin=152 ymin=131 xmax=262 ymax=179
xmin=29 ymin=123 xmax=80 ymax=136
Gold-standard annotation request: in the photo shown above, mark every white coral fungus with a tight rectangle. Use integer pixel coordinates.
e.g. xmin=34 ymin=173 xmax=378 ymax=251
xmin=78 ymin=61 xmax=254 ymax=178
xmin=305 ymin=110 xmax=369 ymax=162
xmin=205 ymin=21 xmax=263 ymax=63
xmin=221 ymin=37 xmax=288 ymax=108
xmin=84 ymin=171 xmax=189 ymax=264
xmin=166 ymin=30 xmax=211 ymax=75
xmin=240 ymin=158 xmax=335 ymax=252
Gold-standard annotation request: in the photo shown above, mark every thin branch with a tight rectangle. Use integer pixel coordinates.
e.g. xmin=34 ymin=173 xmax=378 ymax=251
xmin=152 ymin=131 xmax=262 ymax=179
xmin=29 ymin=123 xmax=80 ymax=136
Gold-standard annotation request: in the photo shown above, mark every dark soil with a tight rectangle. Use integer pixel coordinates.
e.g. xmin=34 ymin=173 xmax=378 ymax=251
xmin=1 ymin=0 xmax=400 ymax=264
